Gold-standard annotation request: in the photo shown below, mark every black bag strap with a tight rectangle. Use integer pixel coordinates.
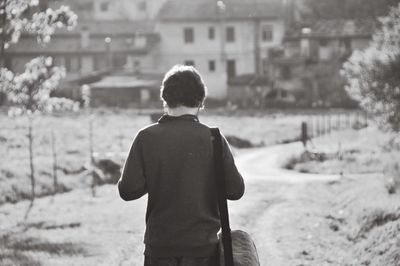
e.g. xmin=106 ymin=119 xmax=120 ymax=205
xmin=211 ymin=128 xmax=234 ymax=266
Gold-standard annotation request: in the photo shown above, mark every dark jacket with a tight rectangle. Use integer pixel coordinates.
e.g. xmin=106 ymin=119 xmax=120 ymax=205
xmin=117 ymin=114 xmax=245 ymax=258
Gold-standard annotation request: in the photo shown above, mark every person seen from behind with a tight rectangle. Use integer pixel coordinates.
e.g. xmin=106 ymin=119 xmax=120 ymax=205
xmin=117 ymin=65 xmax=245 ymax=266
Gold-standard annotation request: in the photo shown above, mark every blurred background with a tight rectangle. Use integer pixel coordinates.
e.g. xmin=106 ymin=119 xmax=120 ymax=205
xmin=0 ymin=0 xmax=400 ymax=265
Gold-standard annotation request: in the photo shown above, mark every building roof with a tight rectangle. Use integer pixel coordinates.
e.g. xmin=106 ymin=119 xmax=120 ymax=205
xmin=7 ymin=20 xmax=160 ymax=55
xmin=7 ymin=34 xmax=159 ymax=54
xmin=228 ymin=74 xmax=269 ymax=86
xmin=157 ymin=0 xmax=284 ymax=22
xmin=56 ymin=20 xmax=156 ymax=36
xmin=285 ymin=19 xmax=377 ymax=40
xmin=90 ymin=76 xmax=159 ymax=90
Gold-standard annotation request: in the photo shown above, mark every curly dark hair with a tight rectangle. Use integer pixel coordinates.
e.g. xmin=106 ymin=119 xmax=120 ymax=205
xmin=160 ymin=65 xmax=207 ymax=108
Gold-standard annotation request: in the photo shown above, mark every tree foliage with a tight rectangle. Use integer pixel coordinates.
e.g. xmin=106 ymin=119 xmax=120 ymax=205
xmin=0 ymin=0 xmax=77 ymax=50
xmin=0 ymin=0 xmax=78 ymax=113
xmin=342 ymin=4 xmax=400 ymax=131
xmin=6 ymin=56 xmax=79 ymax=115
xmin=0 ymin=0 xmax=78 ymax=204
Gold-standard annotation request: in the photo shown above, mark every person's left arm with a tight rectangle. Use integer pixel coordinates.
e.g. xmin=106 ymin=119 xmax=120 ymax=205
xmin=117 ymin=132 xmax=147 ymax=201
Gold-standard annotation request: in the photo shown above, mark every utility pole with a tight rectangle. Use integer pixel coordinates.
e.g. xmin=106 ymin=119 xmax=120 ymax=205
xmin=217 ymin=1 xmax=226 ymax=64
xmin=254 ymin=18 xmax=261 ymax=75
xmin=0 ymin=0 xmax=8 ymax=68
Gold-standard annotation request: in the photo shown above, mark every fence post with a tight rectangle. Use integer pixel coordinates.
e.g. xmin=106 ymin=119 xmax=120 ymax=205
xmin=347 ymin=112 xmax=351 ymax=128
xmin=51 ymin=129 xmax=58 ymax=193
xmin=301 ymin=121 xmax=308 ymax=148
xmin=89 ymin=114 xmax=96 ymax=197
xmin=82 ymin=84 xmax=96 ymax=197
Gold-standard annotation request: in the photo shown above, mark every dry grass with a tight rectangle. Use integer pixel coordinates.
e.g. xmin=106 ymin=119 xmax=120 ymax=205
xmin=0 ymin=233 xmax=87 ymax=266
xmin=0 ymin=108 xmax=312 ymax=205
xmin=285 ymin=127 xmax=400 ymax=177
xmin=281 ymin=126 xmax=400 ymax=265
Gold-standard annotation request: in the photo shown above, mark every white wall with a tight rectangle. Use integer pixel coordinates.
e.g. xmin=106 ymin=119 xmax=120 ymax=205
xmin=155 ymin=19 xmax=285 ymax=99
xmin=92 ymin=0 xmax=167 ymax=20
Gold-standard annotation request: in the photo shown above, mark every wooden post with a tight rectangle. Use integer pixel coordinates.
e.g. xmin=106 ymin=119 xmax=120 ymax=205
xmin=51 ymin=129 xmax=58 ymax=193
xmin=119 ymin=129 xmax=123 ymax=152
xmin=301 ymin=121 xmax=308 ymax=148
xmin=0 ymin=0 xmax=7 ymax=68
xmin=89 ymin=114 xmax=96 ymax=197
xmin=346 ymin=112 xmax=351 ymax=128
xmin=356 ymin=111 xmax=360 ymax=125
xmin=328 ymin=113 xmax=332 ymax=135
xmin=28 ymin=115 xmax=35 ymax=202
xmin=82 ymin=84 xmax=96 ymax=197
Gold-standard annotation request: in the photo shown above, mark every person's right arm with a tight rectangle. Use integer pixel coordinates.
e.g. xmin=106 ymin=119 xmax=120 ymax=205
xmin=117 ymin=132 xmax=147 ymax=201
xmin=221 ymin=134 xmax=245 ymax=200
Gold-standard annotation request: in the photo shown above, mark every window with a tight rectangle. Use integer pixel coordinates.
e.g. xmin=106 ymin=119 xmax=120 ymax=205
xmin=100 ymin=1 xmax=109 ymax=12
xmin=184 ymin=60 xmax=195 ymax=66
xmin=226 ymin=59 xmax=236 ymax=79
xmin=319 ymin=39 xmax=328 ymax=47
xmin=226 ymin=26 xmax=235 ymax=42
xmin=4 ymin=57 xmax=12 ymax=71
xmin=65 ymin=56 xmax=80 ymax=72
xmin=281 ymin=66 xmax=292 ymax=80
xmin=184 ymin=27 xmax=194 ymax=43
xmin=113 ymin=54 xmax=127 ymax=67
xmin=65 ymin=56 xmax=71 ymax=72
xmin=342 ymin=38 xmax=352 ymax=50
xmin=137 ymin=1 xmax=146 ymax=11
xmin=262 ymin=24 xmax=273 ymax=42
xmin=208 ymin=27 xmax=215 ymax=40
xmin=76 ymin=2 xmax=94 ymax=11
xmin=208 ymin=60 xmax=216 ymax=72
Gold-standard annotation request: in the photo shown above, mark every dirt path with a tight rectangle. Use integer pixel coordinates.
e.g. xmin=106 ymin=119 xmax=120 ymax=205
xmin=229 ymin=142 xmax=340 ymax=265
xmin=0 ymin=142 xmax=340 ymax=266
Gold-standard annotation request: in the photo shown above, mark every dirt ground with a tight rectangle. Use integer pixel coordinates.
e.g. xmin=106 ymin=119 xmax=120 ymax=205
xmin=1 ymin=117 xmax=399 ymax=266
xmin=1 ymin=134 xmax=399 ymax=266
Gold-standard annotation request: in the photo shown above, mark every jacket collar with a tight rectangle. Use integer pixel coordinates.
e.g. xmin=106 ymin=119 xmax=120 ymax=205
xmin=158 ymin=114 xmax=199 ymax=123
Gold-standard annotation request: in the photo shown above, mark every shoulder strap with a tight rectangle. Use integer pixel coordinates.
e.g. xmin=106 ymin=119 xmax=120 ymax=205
xmin=211 ymin=128 xmax=234 ymax=266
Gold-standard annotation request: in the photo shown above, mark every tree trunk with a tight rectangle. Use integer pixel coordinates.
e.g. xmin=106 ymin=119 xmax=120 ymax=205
xmin=0 ymin=0 xmax=7 ymax=68
xmin=28 ymin=115 xmax=35 ymax=202
xmin=51 ymin=129 xmax=58 ymax=193
xmin=89 ymin=113 xmax=96 ymax=197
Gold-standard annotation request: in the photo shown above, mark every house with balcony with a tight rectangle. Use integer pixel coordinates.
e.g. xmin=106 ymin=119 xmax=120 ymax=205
xmin=262 ymin=18 xmax=377 ymax=108
xmin=154 ymin=0 xmax=286 ymax=99
xmin=45 ymin=0 xmax=167 ymax=21
xmin=284 ymin=19 xmax=376 ymax=62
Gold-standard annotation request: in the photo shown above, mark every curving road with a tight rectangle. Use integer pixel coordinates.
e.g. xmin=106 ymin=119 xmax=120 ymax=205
xmin=0 ymin=141 xmax=340 ymax=266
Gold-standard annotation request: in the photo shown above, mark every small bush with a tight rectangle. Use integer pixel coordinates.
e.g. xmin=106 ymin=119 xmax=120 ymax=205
xmin=225 ymin=135 xmax=257 ymax=148
xmin=384 ymin=163 xmax=400 ymax=194
xmin=284 ymin=151 xmax=329 ymax=170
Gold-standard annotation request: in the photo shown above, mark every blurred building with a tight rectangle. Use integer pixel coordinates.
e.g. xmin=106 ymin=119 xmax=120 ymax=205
xmin=47 ymin=0 xmax=168 ymax=21
xmin=155 ymin=0 xmax=286 ymax=99
xmin=88 ymin=71 xmax=163 ymax=108
xmin=2 ymin=0 xmax=377 ymax=107
xmin=284 ymin=19 xmax=375 ymax=61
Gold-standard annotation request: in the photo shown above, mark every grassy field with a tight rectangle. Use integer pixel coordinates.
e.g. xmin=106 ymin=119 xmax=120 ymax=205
xmin=285 ymin=126 xmax=400 ymax=178
xmin=1 ymin=109 xmax=398 ymax=266
xmin=1 ymin=108 xmax=331 ymax=204
xmin=280 ymin=126 xmax=400 ymax=266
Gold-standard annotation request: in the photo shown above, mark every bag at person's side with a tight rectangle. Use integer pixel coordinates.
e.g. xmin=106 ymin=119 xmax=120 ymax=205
xmin=218 ymin=230 xmax=260 ymax=265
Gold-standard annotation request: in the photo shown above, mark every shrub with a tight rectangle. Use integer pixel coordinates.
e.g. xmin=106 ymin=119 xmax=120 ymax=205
xmin=342 ymin=4 xmax=400 ymax=131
